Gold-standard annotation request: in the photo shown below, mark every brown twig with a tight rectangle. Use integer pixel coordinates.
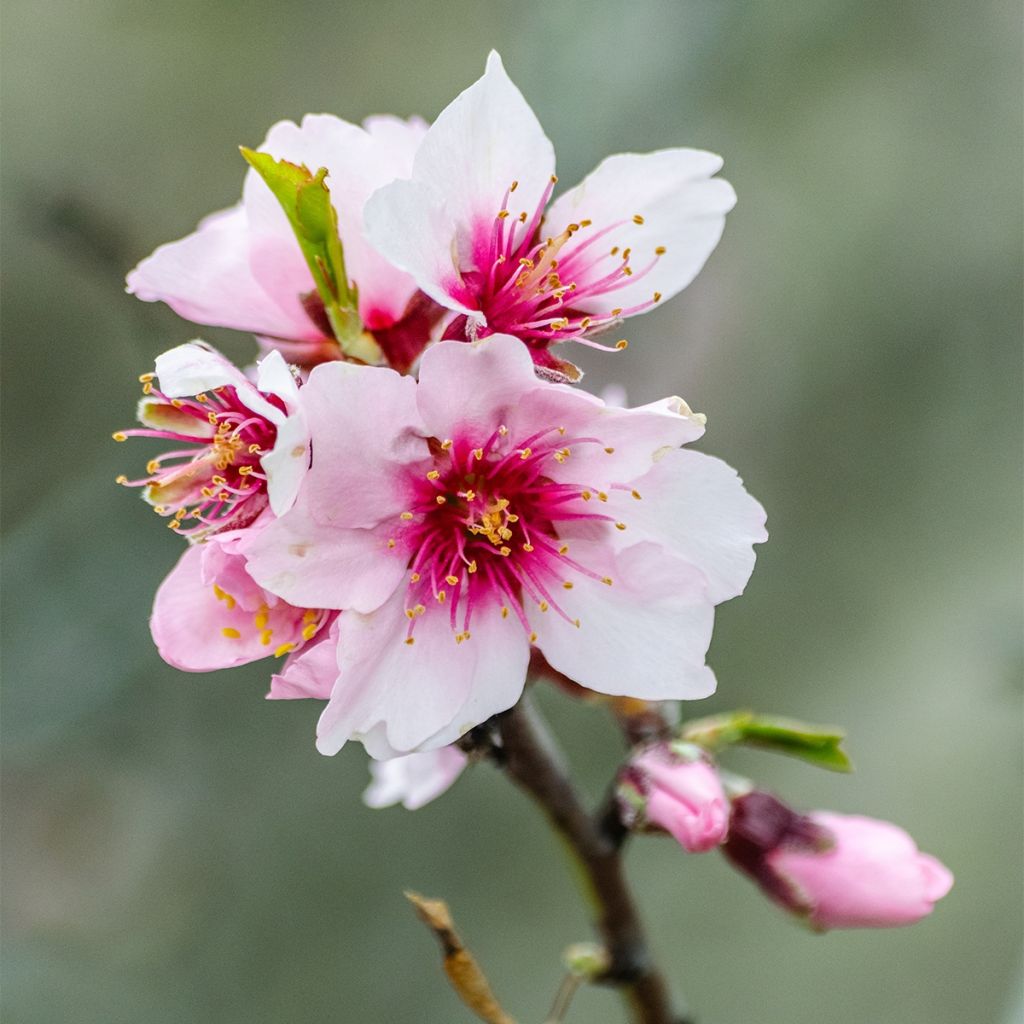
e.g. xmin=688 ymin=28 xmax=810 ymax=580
xmin=405 ymin=891 xmax=517 ymax=1024
xmin=496 ymin=696 xmax=694 ymax=1024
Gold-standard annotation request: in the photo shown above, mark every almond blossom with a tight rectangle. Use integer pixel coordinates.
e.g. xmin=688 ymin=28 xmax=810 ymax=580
xmin=115 ymin=341 xmax=308 ymax=535
xmin=365 ymin=52 xmax=736 ymax=379
xmin=242 ymin=334 xmax=767 ymax=757
xmin=127 ymin=115 xmax=442 ymax=370
xmin=363 ymin=747 xmax=468 ymax=811
xmin=151 ymin=516 xmax=334 ymax=676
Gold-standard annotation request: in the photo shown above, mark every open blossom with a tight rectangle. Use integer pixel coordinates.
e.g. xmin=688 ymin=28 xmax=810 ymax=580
xmin=242 ymin=333 xmax=766 ymax=757
xmin=127 ymin=115 xmax=441 ymax=370
xmin=618 ymin=743 xmax=729 ymax=852
xmin=115 ymin=341 xmax=309 ymax=534
xmin=723 ymin=792 xmax=953 ymax=930
xmin=365 ymin=52 xmax=736 ymax=379
xmin=363 ymin=747 xmax=468 ymax=811
xmin=151 ymin=516 xmax=334 ymax=674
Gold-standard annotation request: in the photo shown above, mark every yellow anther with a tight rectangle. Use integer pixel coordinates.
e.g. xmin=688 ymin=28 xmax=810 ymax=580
xmin=510 ymin=180 xmax=519 ymax=191
xmin=615 ymin=522 xmax=627 ymax=531
xmin=653 ymin=291 xmax=662 ymax=302
xmin=410 ymin=572 xmax=421 ymax=582
xmin=558 ymin=544 xmax=570 ymax=555
xmin=174 ymin=507 xmax=187 ymax=519
xmin=467 ymin=560 xmax=478 ymax=574
xmin=463 ymin=489 xmax=476 ymax=501
xmin=254 ymin=606 xmax=269 ymax=630
xmin=611 ymin=307 xmax=623 ymax=316
xmin=153 ymin=505 xmax=167 ymax=514
xmin=518 ymin=211 xmax=528 ymax=223
xmin=623 ymin=248 xmax=632 ymax=260
xmin=404 ymin=637 xmax=415 ymax=645
xmin=501 ymin=606 xmax=509 ymax=619
xmin=211 ymin=475 xmax=227 ymax=486
xmin=633 ymin=214 xmax=645 ymax=225
xmin=259 ymin=629 xmax=273 ymax=646
xmin=301 ymin=623 xmax=318 ymax=641
xmin=610 ymin=246 xmax=620 ymax=256
xmin=472 ymin=448 xmax=484 ymax=460
xmin=597 ymin=491 xmax=608 ymax=502
xmin=400 ymin=511 xmax=414 ymax=520
xmin=274 ymin=642 xmax=295 ymax=658
xmin=506 ymin=514 xmax=519 ymax=523
xmin=303 ymin=609 xmax=318 ymax=622
xmin=146 ymin=459 xmax=160 ymax=474
xmin=615 ymin=339 xmax=629 ymax=350
xmin=574 ymin=618 xmax=581 ymax=629
xmin=498 ymin=425 xmax=508 ymax=435
xmin=138 ymin=372 xmax=155 ymax=383
xmin=171 ymin=399 xmax=184 ymax=408
xmin=601 ymin=577 xmax=613 ymax=586
xmin=426 ymin=469 xmax=440 ymax=480
xmin=497 ymin=210 xmax=510 ymax=219
xmin=631 ymin=489 xmax=642 ymax=500
xmin=539 ymin=601 xmax=549 ymax=612
xmin=413 ymin=603 xmax=426 ymax=616
xmin=655 ymin=245 xmax=667 ymax=256
xmin=581 ymin=490 xmax=592 ymax=501
xmin=387 ymin=539 xmax=396 ymax=549
xmin=623 ymin=266 xmax=633 ymax=276
xmin=221 ymin=627 xmax=241 ymax=639
xmin=580 ymin=219 xmax=592 ymax=227
xmin=529 ymin=631 xmax=538 ymax=643
xmin=563 ymin=581 xmax=574 ymax=590
xmin=168 ymin=520 xmax=180 ymax=530
xmin=520 ymin=448 xmax=532 ymax=459
xmin=550 ymin=174 xmax=559 ymax=184
xmin=239 ymin=465 xmax=253 ymax=475
xmin=405 ymin=608 xmax=416 ymax=620
xmin=141 ymin=382 xmax=153 ymax=395
xmin=248 ymin=444 xmax=262 ymax=454
xmin=436 ymin=495 xmax=447 ymax=505
xmin=445 ymin=574 xmax=459 ymax=586
xmin=523 ymin=543 xmax=534 ymax=553
xmin=112 ymin=431 xmax=127 ymax=442
xmin=195 ymin=393 xmax=208 ymax=403
xmin=213 ymin=584 xmax=236 ymax=609
xmin=499 ymin=546 xmax=511 ymax=557
xmin=208 ymin=412 xmax=219 ymax=425
xmin=440 ymin=439 xmax=453 ymax=450
xmin=115 ymin=474 xmax=129 ymax=485
xmin=437 ymin=590 xmax=447 ymax=603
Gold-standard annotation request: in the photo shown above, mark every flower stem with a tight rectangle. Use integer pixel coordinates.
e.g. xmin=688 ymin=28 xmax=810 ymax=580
xmin=495 ymin=696 xmax=693 ymax=1024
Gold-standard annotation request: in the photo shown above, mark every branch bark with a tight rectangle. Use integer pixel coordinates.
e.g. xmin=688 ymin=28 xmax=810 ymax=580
xmin=496 ymin=696 xmax=693 ymax=1024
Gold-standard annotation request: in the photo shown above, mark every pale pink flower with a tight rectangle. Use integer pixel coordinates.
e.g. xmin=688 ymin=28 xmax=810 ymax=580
xmin=723 ymin=792 xmax=953 ymax=931
xmin=127 ymin=115 xmax=441 ymax=370
xmin=618 ymin=743 xmax=729 ymax=852
xmin=115 ymin=341 xmax=309 ymax=535
xmin=363 ymin=747 xmax=468 ymax=811
xmin=242 ymin=333 xmax=766 ymax=757
xmin=151 ymin=517 xmax=334 ymax=672
xmin=365 ymin=52 xmax=736 ymax=379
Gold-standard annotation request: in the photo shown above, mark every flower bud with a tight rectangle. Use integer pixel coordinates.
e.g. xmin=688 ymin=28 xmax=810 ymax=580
xmin=618 ymin=743 xmax=730 ymax=852
xmin=723 ymin=792 xmax=953 ymax=930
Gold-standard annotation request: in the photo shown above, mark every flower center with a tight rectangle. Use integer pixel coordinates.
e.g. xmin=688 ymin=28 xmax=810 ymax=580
xmin=115 ymin=375 xmax=281 ymax=538
xmin=393 ymin=423 xmax=636 ymax=644
xmin=454 ymin=176 xmax=666 ymax=349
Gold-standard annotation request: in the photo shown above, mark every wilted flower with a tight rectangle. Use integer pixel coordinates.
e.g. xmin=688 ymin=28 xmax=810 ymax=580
xmin=363 ymin=746 xmax=468 ymax=811
xmin=723 ymin=791 xmax=953 ymax=930
xmin=242 ymin=333 xmax=766 ymax=757
xmin=618 ymin=742 xmax=729 ymax=852
xmin=115 ymin=341 xmax=309 ymax=535
xmin=127 ymin=115 xmax=441 ymax=370
xmin=365 ymin=52 xmax=735 ymax=379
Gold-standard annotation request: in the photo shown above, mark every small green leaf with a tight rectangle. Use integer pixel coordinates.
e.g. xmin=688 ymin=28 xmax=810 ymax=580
xmin=680 ymin=710 xmax=853 ymax=773
xmin=240 ymin=148 xmax=380 ymax=363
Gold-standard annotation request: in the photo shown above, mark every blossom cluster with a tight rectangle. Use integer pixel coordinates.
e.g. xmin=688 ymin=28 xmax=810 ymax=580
xmin=117 ymin=52 xmax=950 ymax=931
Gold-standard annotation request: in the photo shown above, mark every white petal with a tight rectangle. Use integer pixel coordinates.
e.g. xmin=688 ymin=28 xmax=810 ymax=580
xmin=318 ymin=588 xmax=529 ymax=755
xmin=260 ymin=409 xmax=310 ymax=517
xmin=605 ymin=449 xmax=767 ymax=603
xmin=362 ymin=746 xmax=467 ymax=810
xmin=254 ymin=349 xmax=299 ymax=410
xmin=545 ymin=149 xmax=736 ymax=316
xmin=529 ymin=540 xmax=718 ymax=700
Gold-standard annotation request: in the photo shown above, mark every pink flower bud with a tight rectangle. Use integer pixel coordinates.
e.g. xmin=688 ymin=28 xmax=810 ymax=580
xmin=766 ymin=812 xmax=953 ymax=930
xmin=722 ymin=793 xmax=953 ymax=930
xmin=619 ymin=744 xmax=730 ymax=852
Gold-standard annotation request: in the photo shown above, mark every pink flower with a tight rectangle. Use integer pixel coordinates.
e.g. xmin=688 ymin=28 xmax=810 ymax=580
xmin=150 ymin=517 xmax=334 ymax=672
xmin=127 ymin=115 xmax=441 ymax=370
xmin=363 ymin=746 xmax=468 ymax=811
xmin=242 ymin=333 xmax=766 ymax=757
xmin=723 ymin=792 xmax=953 ymax=931
xmin=768 ymin=812 xmax=954 ymax=930
xmin=365 ymin=52 xmax=736 ymax=379
xmin=115 ymin=341 xmax=309 ymax=535
xmin=618 ymin=743 xmax=729 ymax=852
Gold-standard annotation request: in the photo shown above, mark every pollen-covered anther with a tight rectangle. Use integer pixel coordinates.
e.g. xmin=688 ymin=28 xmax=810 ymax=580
xmin=274 ymin=642 xmax=295 ymax=658
xmin=631 ymin=489 xmax=642 ymax=500
xmin=615 ymin=522 xmax=627 ymax=531
xmin=112 ymin=432 xmax=127 ymax=442
xmin=615 ymin=340 xmax=629 ymax=350
xmin=602 ymin=576 xmax=614 ymax=586
xmin=435 ymin=495 xmax=447 ymax=505
xmin=426 ymin=470 xmax=440 ymax=480
xmin=221 ymin=627 xmax=241 ymax=639
xmin=539 ymin=601 xmax=549 ymax=612
xmin=445 ymin=574 xmax=459 ymax=586
xmin=400 ymin=511 xmax=414 ymax=521
xmin=633 ymin=214 xmax=645 ymax=225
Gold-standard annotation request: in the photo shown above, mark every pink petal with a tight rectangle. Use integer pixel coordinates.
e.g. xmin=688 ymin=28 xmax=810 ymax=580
xmin=268 ymin=618 xmax=340 ymax=700
xmin=528 ymin=540 xmax=717 ymax=700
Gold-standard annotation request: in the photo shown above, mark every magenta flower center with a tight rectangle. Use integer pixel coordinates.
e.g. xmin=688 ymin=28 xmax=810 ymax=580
xmin=449 ymin=176 xmax=666 ymax=350
xmin=395 ymin=422 xmax=637 ymax=642
xmin=115 ymin=377 xmax=282 ymax=537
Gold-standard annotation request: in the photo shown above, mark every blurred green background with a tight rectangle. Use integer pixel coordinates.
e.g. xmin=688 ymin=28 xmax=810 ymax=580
xmin=3 ymin=1 xmax=1021 ymax=1022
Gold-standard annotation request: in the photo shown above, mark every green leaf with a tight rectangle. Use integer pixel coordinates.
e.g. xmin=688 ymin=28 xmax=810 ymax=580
xmin=240 ymin=148 xmax=380 ymax=363
xmin=680 ymin=710 xmax=853 ymax=773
